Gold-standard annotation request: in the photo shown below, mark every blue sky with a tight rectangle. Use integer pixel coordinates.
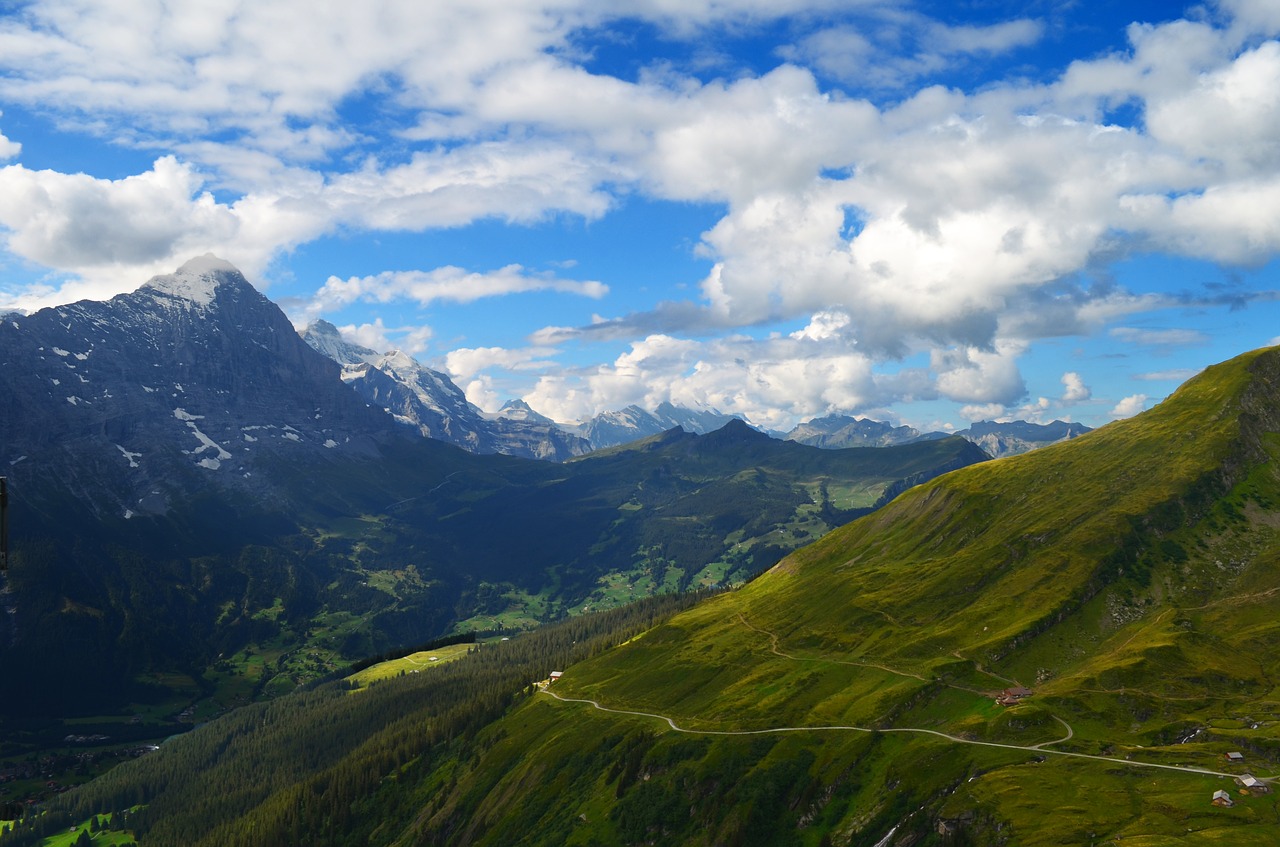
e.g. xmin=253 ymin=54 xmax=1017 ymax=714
xmin=1 ymin=1 xmax=1279 ymax=432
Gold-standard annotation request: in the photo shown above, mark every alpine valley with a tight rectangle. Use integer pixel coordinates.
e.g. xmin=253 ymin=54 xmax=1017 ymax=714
xmin=0 ymin=260 xmax=985 ymax=758
xmin=5 ymin=259 xmax=1278 ymax=846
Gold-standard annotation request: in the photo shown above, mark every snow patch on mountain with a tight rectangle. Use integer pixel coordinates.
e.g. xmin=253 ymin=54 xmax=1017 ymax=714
xmin=140 ymin=253 xmax=240 ymax=308
xmin=115 ymin=444 xmax=141 ymax=468
xmin=175 ymin=407 xmax=232 ymax=461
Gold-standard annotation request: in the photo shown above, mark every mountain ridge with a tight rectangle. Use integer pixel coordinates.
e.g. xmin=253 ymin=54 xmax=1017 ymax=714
xmin=301 ymin=320 xmax=591 ymax=460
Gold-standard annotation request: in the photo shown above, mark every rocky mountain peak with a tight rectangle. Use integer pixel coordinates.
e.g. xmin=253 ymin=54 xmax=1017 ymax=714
xmin=302 ymin=320 xmax=378 ymax=366
xmin=0 ymin=257 xmax=395 ymax=519
xmin=496 ymin=399 xmax=552 ymax=423
xmin=138 ymin=253 xmax=245 ymax=308
xmin=377 ymin=350 xmax=420 ymax=372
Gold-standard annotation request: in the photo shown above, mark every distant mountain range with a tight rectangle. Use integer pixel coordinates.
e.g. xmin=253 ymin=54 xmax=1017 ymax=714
xmin=302 ymin=320 xmax=590 ymax=460
xmin=0 ymin=257 xmax=989 ymax=724
xmin=300 ymin=325 xmax=1090 ymax=460
xmin=783 ymin=413 xmax=1091 ymax=457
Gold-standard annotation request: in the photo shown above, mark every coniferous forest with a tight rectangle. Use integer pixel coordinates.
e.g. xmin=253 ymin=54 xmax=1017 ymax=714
xmin=0 ymin=591 xmax=710 ymax=847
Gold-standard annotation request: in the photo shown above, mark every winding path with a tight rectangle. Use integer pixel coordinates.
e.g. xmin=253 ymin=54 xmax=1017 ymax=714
xmin=542 ymin=614 xmax=1280 ymax=785
xmin=541 ymin=689 xmax=1253 ymax=782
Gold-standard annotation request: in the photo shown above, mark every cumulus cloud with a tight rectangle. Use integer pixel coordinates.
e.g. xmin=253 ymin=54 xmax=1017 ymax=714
xmin=0 ymin=156 xmax=276 ymax=305
xmin=331 ymin=319 xmax=434 ymax=357
xmin=1011 ymin=396 xmax=1052 ymax=424
xmin=1061 ymin=371 xmax=1091 ymax=402
xmin=0 ymin=2 xmax=1278 ymax=423
xmin=463 ymin=374 xmax=503 ymax=413
xmin=514 ymin=322 xmax=939 ymax=429
xmin=0 ymin=122 xmax=18 ymax=160
xmin=931 ymin=343 xmax=1027 ymax=405
xmin=959 ymin=403 xmax=1006 ymax=422
xmin=1110 ymin=394 xmax=1149 ymax=419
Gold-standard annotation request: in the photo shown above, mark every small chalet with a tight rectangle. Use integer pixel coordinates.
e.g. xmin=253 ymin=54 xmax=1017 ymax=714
xmin=1225 ymin=751 xmax=1245 ymax=763
xmin=1211 ymin=789 xmax=1234 ymax=807
xmin=549 ymin=671 xmax=564 ymax=684
xmin=1235 ymin=774 xmax=1270 ymax=795
xmin=996 ymin=686 xmax=1033 ymax=707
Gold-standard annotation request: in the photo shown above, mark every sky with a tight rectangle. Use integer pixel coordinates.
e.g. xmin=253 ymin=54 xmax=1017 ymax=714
xmin=1 ymin=1 xmax=1279 ymax=432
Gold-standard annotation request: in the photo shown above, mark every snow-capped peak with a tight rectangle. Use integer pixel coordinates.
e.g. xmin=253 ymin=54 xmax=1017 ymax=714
xmin=377 ymin=350 xmax=418 ymax=371
xmin=140 ymin=253 xmax=243 ymax=307
xmin=302 ymin=320 xmax=379 ymax=366
xmin=495 ymin=399 xmax=552 ymax=423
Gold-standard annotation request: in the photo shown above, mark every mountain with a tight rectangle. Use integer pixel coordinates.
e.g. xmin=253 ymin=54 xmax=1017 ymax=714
xmin=302 ymin=321 xmax=590 ymax=460
xmin=784 ymin=414 xmax=939 ymax=448
xmin=959 ymin=418 xmax=1091 ymax=457
xmin=297 ymin=325 xmax=1086 ymax=463
xmin=0 ymin=258 xmax=988 ymax=731
xmin=0 ymin=255 xmax=394 ymax=522
xmin=573 ymin=401 xmax=745 ymax=450
xmin=51 ymin=345 xmax=1280 ymax=845
xmin=786 ymin=414 xmax=1092 ymax=457
xmin=489 ymin=398 xmax=553 ymax=424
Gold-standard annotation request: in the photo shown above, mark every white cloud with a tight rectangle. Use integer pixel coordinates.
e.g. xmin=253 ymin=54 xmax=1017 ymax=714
xmin=0 ymin=2 xmax=1278 ymax=429
xmin=789 ymin=308 xmax=852 ymax=341
xmin=521 ymin=327 xmax=939 ymax=429
xmin=1218 ymin=0 xmax=1280 ymax=35
xmin=328 ymin=143 xmax=617 ymax=230
xmin=927 ymin=19 xmax=1043 ymax=56
xmin=444 ymin=345 xmax=559 ymax=381
xmin=331 ymin=318 xmax=434 ymax=357
xmin=463 ymin=375 xmax=503 ymax=413
xmin=303 ymin=265 xmax=607 ymax=325
xmin=780 ymin=13 xmax=1043 ymax=90
xmin=0 ymin=156 xmax=272 ymax=305
xmin=1110 ymin=393 xmax=1149 ymax=419
xmin=931 ymin=343 xmax=1027 ymax=405
xmin=959 ymin=403 xmax=1006 ymax=422
xmin=1011 ymin=396 xmax=1052 ymax=424
xmin=1146 ymin=40 xmax=1280 ymax=177
xmin=1061 ymin=371 xmax=1091 ymax=402
xmin=0 ymin=116 xmax=18 ymax=160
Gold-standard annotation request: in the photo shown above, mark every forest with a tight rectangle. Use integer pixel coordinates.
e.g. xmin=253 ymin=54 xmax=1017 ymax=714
xmin=0 ymin=590 xmax=713 ymax=846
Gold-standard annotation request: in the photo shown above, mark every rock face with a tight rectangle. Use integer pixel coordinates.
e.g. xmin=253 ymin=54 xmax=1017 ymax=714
xmin=302 ymin=321 xmax=590 ymax=461
xmin=959 ymin=420 xmax=1091 ymax=458
xmin=0 ymin=255 xmax=392 ymax=519
xmin=784 ymin=415 xmax=940 ymax=449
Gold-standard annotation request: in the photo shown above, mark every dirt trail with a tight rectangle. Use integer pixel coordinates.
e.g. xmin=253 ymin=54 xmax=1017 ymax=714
xmin=541 ymin=689 xmax=1257 ymax=782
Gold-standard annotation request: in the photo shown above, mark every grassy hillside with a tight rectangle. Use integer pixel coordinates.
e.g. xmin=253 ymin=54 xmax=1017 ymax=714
xmin=16 ymin=348 xmax=1280 ymax=845
xmin=403 ymin=347 xmax=1280 ymax=844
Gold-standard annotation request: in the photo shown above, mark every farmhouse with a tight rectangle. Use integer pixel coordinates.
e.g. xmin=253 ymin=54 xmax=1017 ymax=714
xmin=1235 ymin=774 xmax=1269 ymax=795
xmin=1211 ymin=789 xmax=1234 ymax=807
xmin=549 ymin=671 xmax=564 ymax=683
xmin=1225 ymin=751 xmax=1245 ymax=763
xmin=995 ymin=686 xmax=1033 ymax=707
